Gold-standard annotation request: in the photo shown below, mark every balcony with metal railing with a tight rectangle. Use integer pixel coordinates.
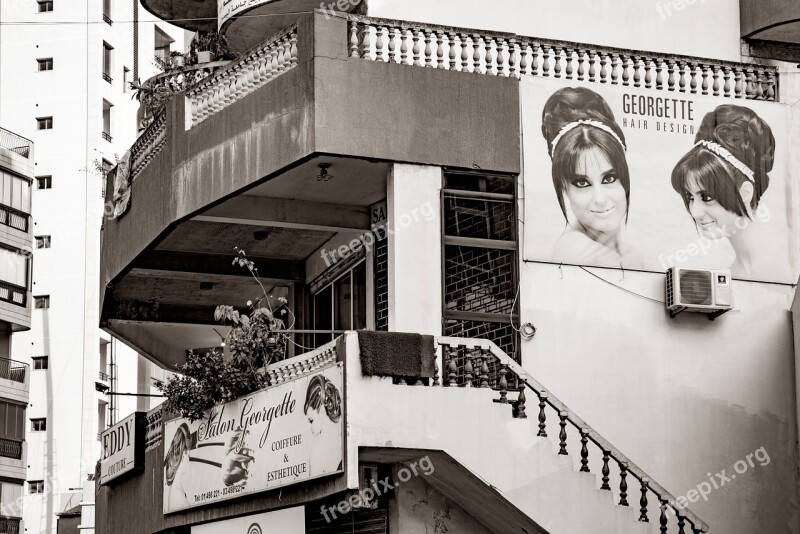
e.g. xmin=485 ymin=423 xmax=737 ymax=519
xmin=0 ymin=358 xmax=26 ymax=385
xmin=0 ymin=129 xmax=31 ymax=160
xmin=0 ymin=517 xmax=20 ymax=534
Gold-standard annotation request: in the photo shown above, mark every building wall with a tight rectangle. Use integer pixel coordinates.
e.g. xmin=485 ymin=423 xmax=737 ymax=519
xmin=366 ymin=0 xmax=743 ymax=61
xmin=0 ymin=1 xmax=184 ymax=532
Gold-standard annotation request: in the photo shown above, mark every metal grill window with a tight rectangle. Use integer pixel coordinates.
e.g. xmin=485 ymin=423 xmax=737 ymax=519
xmin=374 ymin=235 xmax=388 ymax=331
xmin=443 ymin=172 xmax=519 ymax=362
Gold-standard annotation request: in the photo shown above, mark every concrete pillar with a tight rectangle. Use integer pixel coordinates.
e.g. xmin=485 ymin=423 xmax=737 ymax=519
xmin=387 ymin=164 xmax=442 ymax=336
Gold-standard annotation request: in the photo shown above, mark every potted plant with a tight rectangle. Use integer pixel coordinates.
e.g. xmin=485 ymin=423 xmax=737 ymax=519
xmin=155 ymin=248 xmax=292 ymax=422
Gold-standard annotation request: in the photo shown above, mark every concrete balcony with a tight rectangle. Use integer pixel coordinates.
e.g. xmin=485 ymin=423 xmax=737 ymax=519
xmin=741 ymin=0 xmax=800 ymax=45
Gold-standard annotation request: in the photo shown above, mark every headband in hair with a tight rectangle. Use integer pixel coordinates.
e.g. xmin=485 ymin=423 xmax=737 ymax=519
xmin=549 ymin=119 xmax=627 ymax=156
xmin=694 ymin=140 xmax=755 ymax=183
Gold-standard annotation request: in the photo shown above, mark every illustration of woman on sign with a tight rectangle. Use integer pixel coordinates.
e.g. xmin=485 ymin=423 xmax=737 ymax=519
xmin=164 ymin=423 xmax=254 ymax=511
xmin=304 ymin=374 xmax=343 ymax=475
xmin=541 ymin=87 xmax=640 ymax=268
xmin=670 ymin=105 xmax=775 ymax=276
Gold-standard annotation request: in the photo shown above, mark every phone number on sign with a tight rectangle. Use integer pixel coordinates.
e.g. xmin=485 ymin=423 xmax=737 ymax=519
xmin=193 ymin=484 xmax=245 ymax=503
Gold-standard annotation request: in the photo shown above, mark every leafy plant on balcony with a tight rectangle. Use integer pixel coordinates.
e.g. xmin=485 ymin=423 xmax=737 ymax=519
xmin=154 ymin=248 xmax=291 ymax=422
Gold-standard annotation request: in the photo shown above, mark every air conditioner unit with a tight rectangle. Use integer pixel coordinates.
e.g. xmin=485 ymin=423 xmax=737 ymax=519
xmin=665 ymin=267 xmax=733 ymax=320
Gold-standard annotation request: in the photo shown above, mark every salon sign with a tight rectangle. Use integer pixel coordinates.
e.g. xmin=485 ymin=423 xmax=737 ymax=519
xmin=521 ymin=76 xmax=796 ymax=284
xmin=163 ymin=364 xmax=344 ymax=513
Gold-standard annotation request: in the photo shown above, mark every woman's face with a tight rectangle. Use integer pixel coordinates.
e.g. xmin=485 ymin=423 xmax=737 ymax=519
xmin=307 ymin=408 xmax=323 ymax=437
xmin=683 ymin=175 xmax=739 ymax=239
xmin=565 ymin=148 xmax=627 ymax=237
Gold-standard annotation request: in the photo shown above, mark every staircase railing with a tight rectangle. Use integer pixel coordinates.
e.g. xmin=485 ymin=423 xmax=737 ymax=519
xmin=347 ymin=14 xmax=778 ymax=102
xmin=434 ymin=336 xmax=710 ymax=534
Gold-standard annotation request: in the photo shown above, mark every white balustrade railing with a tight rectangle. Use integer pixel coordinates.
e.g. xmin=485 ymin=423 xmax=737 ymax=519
xmin=347 ymin=15 xmax=778 ymax=102
xmin=187 ymin=25 xmax=299 ymax=127
xmin=130 ymin=112 xmax=167 ymax=180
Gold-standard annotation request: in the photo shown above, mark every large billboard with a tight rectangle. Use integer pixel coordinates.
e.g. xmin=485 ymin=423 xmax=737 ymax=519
xmin=521 ymin=77 xmax=797 ymax=284
xmin=163 ymin=364 xmax=344 ymax=513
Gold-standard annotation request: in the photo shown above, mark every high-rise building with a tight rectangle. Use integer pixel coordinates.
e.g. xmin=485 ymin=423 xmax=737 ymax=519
xmin=0 ymin=128 xmax=33 ymax=534
xmin=0 ymin=2 xmax=183 ymax=532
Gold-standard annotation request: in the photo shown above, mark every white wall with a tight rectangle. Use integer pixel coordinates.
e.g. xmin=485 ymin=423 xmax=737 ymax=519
xmin=517 ymin=262 xmax=798 ymax=533
xmin=366 ymin=0 xmax=743 ymax=62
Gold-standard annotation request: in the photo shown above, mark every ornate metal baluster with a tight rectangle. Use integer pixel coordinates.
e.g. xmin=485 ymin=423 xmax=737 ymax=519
xmin=619 ymin=462 xmax=629 ymax=506
xmin=600 ymin=451 xmax=611 ymax=489
xmin=639 ymin=477 xmax=650 ymax=522
xmin=463 ymin=354 xmax=474 ymax=388
xmin=516 ymin=383 xmax=527 ymax=419
xmin=558 ymin=411 xmax=568 ymax=454
xmin=677 ymin=513 xmax=686 ymax=534
xmin=498 ymin=363 xmax=508 ymax=403
xmin=659 ymin=499 xmax=669 ymax=533
xmin=479 ymin=354 xmax=489 ymax=388
xmin=537 ymin=391 xmax=547 ymax=436
xmin=579 ymin=428 xmax=590 ymax=472
xmin=448 ymin=348 xmax=458 ymax=386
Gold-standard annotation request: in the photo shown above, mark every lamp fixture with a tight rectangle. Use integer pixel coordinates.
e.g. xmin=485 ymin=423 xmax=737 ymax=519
xmin=317 ymin=163 xmax=334 ymax=182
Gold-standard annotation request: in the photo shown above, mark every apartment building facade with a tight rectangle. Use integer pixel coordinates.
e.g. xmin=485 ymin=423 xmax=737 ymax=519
xmin=0 ymin=2 xmax=183 ymax=532
xmin=95 ymin=0 xmax=800 ymax=533
xmin=0 ymin=128 xmax=35 ymax=534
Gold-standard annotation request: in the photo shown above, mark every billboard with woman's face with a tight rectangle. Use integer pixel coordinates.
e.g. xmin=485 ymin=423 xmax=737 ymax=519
xmin=521 ymin=77 xmax=797 ymax=284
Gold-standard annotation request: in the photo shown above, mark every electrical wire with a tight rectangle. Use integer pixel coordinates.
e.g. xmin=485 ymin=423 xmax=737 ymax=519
xmin=578 ymin=266 xmax=665 ymax=304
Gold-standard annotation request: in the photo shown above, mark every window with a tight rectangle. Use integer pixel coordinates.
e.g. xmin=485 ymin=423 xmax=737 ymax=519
xmin=30 ymin=418 xmax=46 ymax=432
xmin=102 ymin=42 xmax=113 ymax=82
xmin=122 ymin=67 xmax=130 ymax=92
xmin=0 ymin=170 xmax=32 ymax=215
xmin=36 ymin=117 xmax=52 ymax=130
xmin=36 ymin=176 xmax=52 ymax=190
xmin=442 ymin=172 xmax=520 ymax=362
xmin=35 ymin=236 xmax=51 ymax=249
xmin=312 ymin=261 xmax=366 ymax=347
xmin=0 ymin=401 xmax=25 ymax=441
xmin=36 ymin=1 xmax=53 ymax=13
xmin=36 ymin=58 xmax=53 ymax=71
xmin=32 ymin=357 xmax=48 ymax=370
xmin=0 ymin=248 xmax=29 ymax=291
xmin=102 ymin=100 xmax=112 ymax=142
xmin=28 ymin=481 xmax=44 ymax=494
xmin=34 ymin=295 xmax=49 ymax=309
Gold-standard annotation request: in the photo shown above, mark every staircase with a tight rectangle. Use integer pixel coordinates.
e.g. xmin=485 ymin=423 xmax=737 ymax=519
xmin=343 ymin=333 xmax=709 ymax=534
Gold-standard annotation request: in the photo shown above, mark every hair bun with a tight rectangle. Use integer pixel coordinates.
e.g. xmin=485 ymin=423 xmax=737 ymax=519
xmin=695 ymin=105 xmax=774 ymax=199
xmin=541 ymin=87 xmax=626 ymax=152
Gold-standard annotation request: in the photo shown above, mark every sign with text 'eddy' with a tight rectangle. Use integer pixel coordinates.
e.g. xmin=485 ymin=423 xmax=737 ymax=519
xmin=100 ymin=412 xmax=146 ymax=486
xmin=163 ymin=364 xmax=344 ymax=513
